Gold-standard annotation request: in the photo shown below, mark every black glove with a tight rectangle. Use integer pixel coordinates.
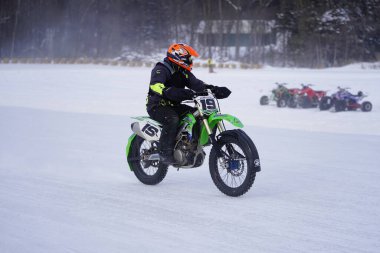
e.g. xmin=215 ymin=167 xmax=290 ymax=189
xmin=212 ymin=86 xmax=231 ymax=99
xmin=164 ymin=87 xmax=195 ymax=102
xmin=180 ymin=89 xmax=196 ymax=101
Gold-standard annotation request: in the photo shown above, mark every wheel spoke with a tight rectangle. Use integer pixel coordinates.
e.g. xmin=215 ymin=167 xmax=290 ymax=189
xmin=139 ymin=140 xmax=159 ymax=176
xmin=216 ymin=143 xmax=247 ymax=188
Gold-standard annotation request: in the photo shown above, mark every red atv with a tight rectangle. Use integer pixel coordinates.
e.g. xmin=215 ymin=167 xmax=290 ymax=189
xmin=297 ymin=84 xmax=327 ymax=108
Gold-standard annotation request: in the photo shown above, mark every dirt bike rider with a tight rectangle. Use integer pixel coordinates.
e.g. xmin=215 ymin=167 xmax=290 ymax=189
xmin=146 ymin=43 xmax=231 ymax=165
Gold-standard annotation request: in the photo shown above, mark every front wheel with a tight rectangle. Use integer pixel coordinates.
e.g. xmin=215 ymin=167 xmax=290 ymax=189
xmin=209 ymin=130 xmax=260 ymax=197
xmin=130 ymin=135 xmax=168 ymax=185
xmin=277 ymin=98 xmax=287 ymax=108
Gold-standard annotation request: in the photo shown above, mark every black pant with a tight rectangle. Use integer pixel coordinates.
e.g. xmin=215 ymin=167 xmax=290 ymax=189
xmin=148 ymin=104 xmax=195 ymax=152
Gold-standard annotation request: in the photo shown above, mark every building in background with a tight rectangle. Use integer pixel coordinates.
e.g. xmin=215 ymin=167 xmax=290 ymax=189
xmin=195 ymin=19 xmax=279 ymax=63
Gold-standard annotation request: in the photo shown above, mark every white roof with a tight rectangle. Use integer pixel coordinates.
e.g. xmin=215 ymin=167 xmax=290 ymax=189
xmin=196 ymin=19 xmax=275 ymax=34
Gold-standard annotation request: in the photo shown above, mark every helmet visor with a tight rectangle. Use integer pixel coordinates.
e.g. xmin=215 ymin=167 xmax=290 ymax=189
xmin=184 ymin=55 xmax=193 ymax=66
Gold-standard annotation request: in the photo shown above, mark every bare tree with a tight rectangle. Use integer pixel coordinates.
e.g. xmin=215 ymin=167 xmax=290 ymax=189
xmin=10 ymin=0 xmax=21 ymax=58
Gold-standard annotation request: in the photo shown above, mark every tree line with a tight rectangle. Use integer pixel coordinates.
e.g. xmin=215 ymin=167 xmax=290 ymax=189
xmin=0 ymin=0 xmax=379 ymax=67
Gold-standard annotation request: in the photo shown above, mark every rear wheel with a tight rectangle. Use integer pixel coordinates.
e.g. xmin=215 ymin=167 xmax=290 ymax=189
xmin=361 ymin=101 xmax=372 ymax=112
xmin=209 ymin=130 xmax=260 ymax=197
xmin=130 ymin=136 xmax=168 ymax=185
xmin=319 ymin=96 xmax=333 ymax=110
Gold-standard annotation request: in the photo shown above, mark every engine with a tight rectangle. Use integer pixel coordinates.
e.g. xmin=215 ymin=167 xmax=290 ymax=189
xmin=173 ymin=135 xmax=205 ymax=168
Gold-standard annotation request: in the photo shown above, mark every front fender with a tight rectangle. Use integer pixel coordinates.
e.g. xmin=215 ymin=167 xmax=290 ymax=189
xmin=126 ymin=133 xmax=137 ymax=170
xmin=199 ymin=113 xmax=244 ymax=146
xmin=209 ymin=113 xmax=244 ymax=128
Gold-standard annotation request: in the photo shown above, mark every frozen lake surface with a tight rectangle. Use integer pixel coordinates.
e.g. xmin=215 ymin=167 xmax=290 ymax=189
xmin=1 ymin=64 xmax=379 ymax=252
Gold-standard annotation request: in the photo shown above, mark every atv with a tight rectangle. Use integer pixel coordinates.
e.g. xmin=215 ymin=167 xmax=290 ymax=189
xmin=260 ymin=83 xmax=297 ymax=108
xmin=126 ymin=89 xmax=261 ymax=197
xmin=319 ymin=87 xmax=372 ymax=112
xmin=319 ymin=87 xmax=347 ymax=111
xmin=297 ymin=84 xmax=327 ymax=108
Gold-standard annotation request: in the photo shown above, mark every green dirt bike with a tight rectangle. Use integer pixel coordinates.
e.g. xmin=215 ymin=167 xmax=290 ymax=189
xmin=126 ymin=90 xmax=261 ymax=197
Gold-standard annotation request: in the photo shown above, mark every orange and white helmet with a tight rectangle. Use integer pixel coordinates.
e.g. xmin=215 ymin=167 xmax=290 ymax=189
xmin=167 ymin=43 xmax=199 ymax=71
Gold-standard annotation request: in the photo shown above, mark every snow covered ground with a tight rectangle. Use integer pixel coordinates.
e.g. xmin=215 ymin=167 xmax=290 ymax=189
xmin=1 ymin=64 xmax=380 ymax=252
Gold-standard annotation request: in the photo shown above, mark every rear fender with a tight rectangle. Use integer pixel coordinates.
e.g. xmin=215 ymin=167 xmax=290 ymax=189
xmin=130 ymin=116 xmax=161 ymax=142
xmin=127 ymin=116 xmax=162 ymax=170
xmin=126 ymin=133 xmax=137 ymax=170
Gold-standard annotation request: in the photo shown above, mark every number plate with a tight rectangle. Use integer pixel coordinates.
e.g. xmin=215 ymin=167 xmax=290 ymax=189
xmin=196 ymin=96 xmax=219 ymax=114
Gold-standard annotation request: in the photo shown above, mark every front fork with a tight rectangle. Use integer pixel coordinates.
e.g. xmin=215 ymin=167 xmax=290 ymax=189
xmin=199 ymin=112 xmax=237 ymax=160
xmin=195 ymin=103 xmax=226 ymax=157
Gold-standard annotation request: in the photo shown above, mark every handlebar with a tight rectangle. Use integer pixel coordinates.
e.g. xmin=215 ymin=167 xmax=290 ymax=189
xmin=181 ymin=90 xmax=214 ymax=104
xmin=181 ymin=89 xmax=216 ymax=104
xmin=301 ymin=83 xmax=314 ymax=87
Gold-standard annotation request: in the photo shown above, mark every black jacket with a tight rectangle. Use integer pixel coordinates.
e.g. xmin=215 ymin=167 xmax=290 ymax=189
xmin=147 ymin=58 xmax=206 ymax=111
